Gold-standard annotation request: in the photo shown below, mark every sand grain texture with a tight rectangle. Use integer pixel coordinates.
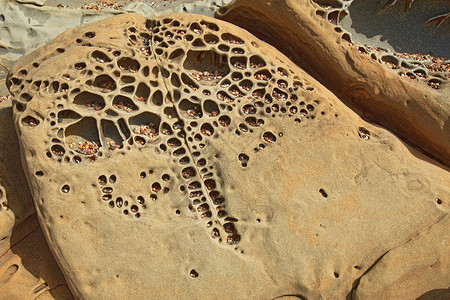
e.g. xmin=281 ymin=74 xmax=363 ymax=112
xmin=6 ymin=12 xmax=450 ymax=299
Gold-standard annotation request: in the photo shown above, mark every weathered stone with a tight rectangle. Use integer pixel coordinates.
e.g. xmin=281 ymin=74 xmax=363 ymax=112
xmin=353 ymin=214 xmax=450 ymax=299
xmin=0 ymin=102 xmax=73 ymax=300
xmin=7 ymin=13 xmax=450 ymax=299
xmin=0 ymin=0 xmax=233 ymax=95
xmin=216 ymin=0 xmax=450 ymax=166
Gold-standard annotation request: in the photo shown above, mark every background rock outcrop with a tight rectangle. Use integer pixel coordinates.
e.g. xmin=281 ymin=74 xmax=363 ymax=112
xmin=7 ymin=13 xmax=449 ymax=299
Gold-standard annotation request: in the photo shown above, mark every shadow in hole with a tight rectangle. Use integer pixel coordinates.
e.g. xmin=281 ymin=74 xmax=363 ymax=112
xmin=0 ymin=104 xmax=73 ymax=299
xmin=272 ymin=295 xmax=306 ymax=300
xmin=417 ymin=287 xmax=450 ymax=300
xmin=344 ymin=0 xmax=450 ymax=57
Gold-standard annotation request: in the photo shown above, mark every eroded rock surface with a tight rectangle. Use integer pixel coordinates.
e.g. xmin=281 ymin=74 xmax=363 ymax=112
xmin=0 ymin=102 xmax=73 ymax=300
xmin=7 ymin=13 xmax=450 ymax=299
xmin=216 ymin=0 xmax=450 ymax=167
xmin=0 ymin=0 xmax=232 ymax=95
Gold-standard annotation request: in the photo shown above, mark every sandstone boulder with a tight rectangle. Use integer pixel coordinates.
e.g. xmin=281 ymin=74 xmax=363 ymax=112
xmin=7 ymin=13 xmax=450 ymax=299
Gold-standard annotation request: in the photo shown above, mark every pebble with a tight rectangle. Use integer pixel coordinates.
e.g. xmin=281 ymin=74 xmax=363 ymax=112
xmin=0 ymin=95 xmax=11 ymax=103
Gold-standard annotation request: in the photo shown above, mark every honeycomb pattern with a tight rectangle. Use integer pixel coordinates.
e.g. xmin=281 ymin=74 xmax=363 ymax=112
xmin=8 ymin=15 xmax=331 ymax=249
xmin=312 ymin=0 xmax=449 ymax=89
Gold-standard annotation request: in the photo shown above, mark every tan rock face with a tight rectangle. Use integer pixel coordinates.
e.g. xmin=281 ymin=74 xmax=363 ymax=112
xmin=216 ymin=0 xmax=450 ymax=167
xmin=7 ymin=13 xmax=450 ymax=299
xmin=0 ymin=103 xmax=72 ymax=300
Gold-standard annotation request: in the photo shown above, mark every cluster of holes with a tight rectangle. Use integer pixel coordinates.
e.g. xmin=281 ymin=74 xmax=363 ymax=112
xmin=144 ymin=17 xmax=336 ymax=246
xmin=181 ymin=159 xmax=241 ymax=245
xmin=370 ymin=51 xmax=445 ymax=89
xmin=10 ymin=16 xmax=336 ymax=249
xmin=11 ymin=18 xmax=330 ymax=167
xmin=141 ymin=170 xmax=171 ymax=194
xmin=97 ymin=171 xmax=173 ymax=217
xmin=98 ymin=174 xmax=139 ymax=218
xmin=309 ymin=0 xmax=447 ymax=90
xmin=312 ymin=0 xmax=349 ymax=26
xmin=16 ymin=43 xmax=175 ymax=163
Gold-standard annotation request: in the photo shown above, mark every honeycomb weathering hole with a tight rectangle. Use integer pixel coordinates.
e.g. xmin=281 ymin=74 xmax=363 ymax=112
xmin=183 ymin=50 xmax=230 ymax=85
xmin=204 ymin=34 xmax=219 ymax=44
xmin=151 ymin=90 xmax=164 ymax=106
xmin=113 ymin=95 xmax=138 ymax=112
xmin=203 ymin=100 xmax=219 ymax=116
xmin=179 ymin=99 xmax=203 ymax=119
xmin=135 ymin=83 xmax=150 ymax=102
xmin=117 ymin=57 xmax=140 ymax=72
xmin=58 ymin=110 xmax=81 ymax=125
xmin=101 ymin=120 xmax=123 ymax=150
xmin=168 ymin=49 xmax=185 ymax=61
xmin=73 ymin=91 xmax=105 ymax=111
xmin=221 ymin=33 xmax=244 ymax=44
xmin=65 ymin=117 xmax=101 ymax=154
xmin=121 ymin=75 xmax=135 ymax=84
xmin=93 ymin=75 xmax=117 ymax=92
xmin=91 ymin=50 xmax=111 ymax=63
xmin=129 ymin=112 xmax=161 ymax=139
